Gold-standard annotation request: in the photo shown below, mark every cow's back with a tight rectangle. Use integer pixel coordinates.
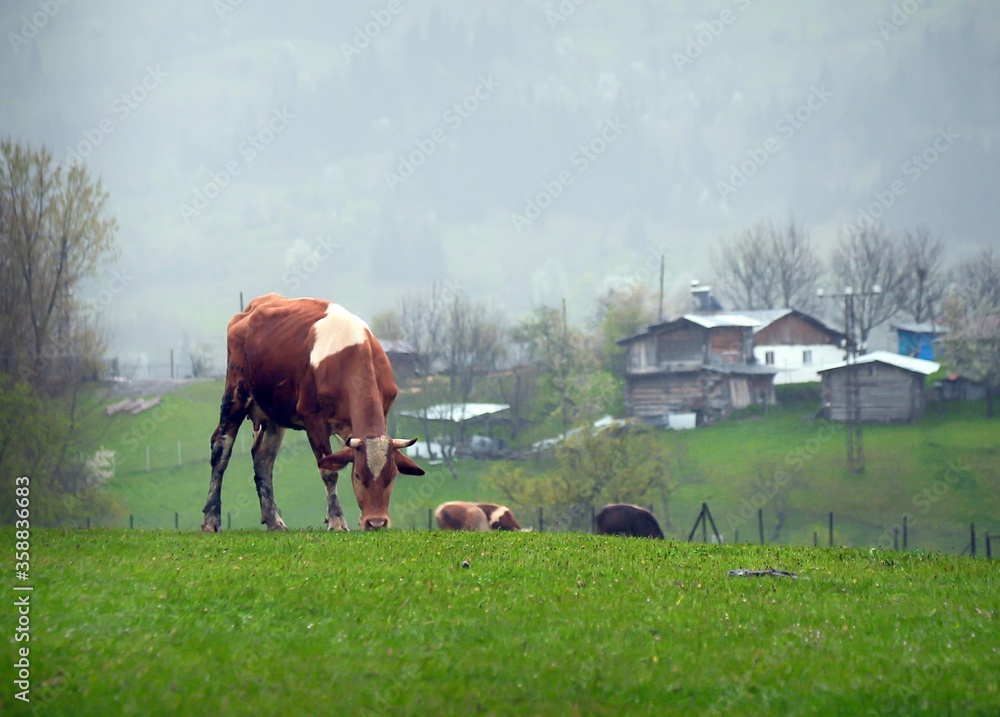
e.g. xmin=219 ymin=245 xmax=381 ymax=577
xmin=596 ymin=504 xmax=664 ymax=539
xmin=435 ymin=502 xmax=489 ymax=531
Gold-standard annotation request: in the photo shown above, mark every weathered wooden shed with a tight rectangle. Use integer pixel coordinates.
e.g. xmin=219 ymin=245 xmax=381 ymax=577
xmin=617 ymin=314 xmax=777 ymax=425
xmin=818 ymin=351 xmax=940 ymax=423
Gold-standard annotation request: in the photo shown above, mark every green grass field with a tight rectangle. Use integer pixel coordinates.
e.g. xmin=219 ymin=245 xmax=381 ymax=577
xmin=75 ymin=380 xmax=999 ymax=555
xmin=4 ymin=529 xmax=998 ymax=716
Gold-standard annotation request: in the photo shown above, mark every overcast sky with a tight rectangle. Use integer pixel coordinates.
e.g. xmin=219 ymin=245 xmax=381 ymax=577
xmin=3 ymin=0 xmax=997 ymax=376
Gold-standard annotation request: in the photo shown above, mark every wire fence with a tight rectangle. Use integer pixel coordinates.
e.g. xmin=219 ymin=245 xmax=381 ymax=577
xmin=55 ymin=502 xmax=996 ymax=559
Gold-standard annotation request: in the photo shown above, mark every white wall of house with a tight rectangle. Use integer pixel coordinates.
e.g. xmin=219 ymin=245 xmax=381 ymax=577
xmin=754 ymin=344 xmax=844 ymax=384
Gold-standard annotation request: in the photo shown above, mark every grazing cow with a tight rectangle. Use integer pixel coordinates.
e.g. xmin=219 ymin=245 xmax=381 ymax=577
xmin=201 ymin=294 xmax=425 ymax=533
xmin=435 ymin=502 xmax=489 ymax=531
xmin=595 ymin=504 xmax=665 ymax=539
xmin=475 ymin=503 xmax=522 ymax=531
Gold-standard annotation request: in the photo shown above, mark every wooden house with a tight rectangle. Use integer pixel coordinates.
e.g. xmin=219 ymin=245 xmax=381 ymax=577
xmin=741 ymin=309 xmax=845 ymax=384
xmin=617 ymin=315 xmax=777 ymax=426
xmin=817 ymin=351 xmax=940 ymax=423
xmin=380 ymin=339 xmax=419 ymax=386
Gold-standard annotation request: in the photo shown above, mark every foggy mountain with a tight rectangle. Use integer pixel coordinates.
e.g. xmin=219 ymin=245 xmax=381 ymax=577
xmin=2 ymin=0 xmax=998 ymax=376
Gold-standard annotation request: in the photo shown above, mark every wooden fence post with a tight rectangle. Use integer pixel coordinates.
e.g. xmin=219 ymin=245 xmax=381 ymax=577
xmin=129 ymin=514 xmax=134 ymax=529
xmin=903 ymin=515 xmax=908 ymax=550
xmin=970 ymin=523 xmax=976 ymax=557
xmin=758 ymin=508 xmax=764 ymax=545
xmin=538 ymin=507 xmax=544 ymax=532
xmin=828 ymin=512 xmax=834 ymax=547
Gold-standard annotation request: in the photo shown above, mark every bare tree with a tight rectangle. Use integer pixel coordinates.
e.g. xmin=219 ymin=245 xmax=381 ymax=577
xmin=1 ymin=138 xmax=118 ymax=388
xmin=397 ymin=284 xmax=505 ymax=472
xmin=896 ymin=227 xmax=949 ymax=324
xmin=712 ymin=219 xmax=823 ymax=312
xmin=830 ymin=224 xmax=905 ymax=346
xmin=941 ymin=248 xmax=1000 ymax=417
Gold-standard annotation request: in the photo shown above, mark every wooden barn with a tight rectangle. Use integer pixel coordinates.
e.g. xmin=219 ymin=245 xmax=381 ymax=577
xmin=617 ymin=314 xmax=777 ymax=426
xmin=818 ymin=351 xmax=940 ymax=423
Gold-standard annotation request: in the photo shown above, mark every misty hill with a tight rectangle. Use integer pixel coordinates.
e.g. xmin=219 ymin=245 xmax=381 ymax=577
xmin=2 ymin=0 xmax=997 ymax=374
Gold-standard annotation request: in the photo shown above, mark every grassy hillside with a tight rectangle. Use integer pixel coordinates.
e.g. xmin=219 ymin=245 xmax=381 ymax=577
xmin=4 ymin=529 xmax=998 ymax=716
xmin=76 ymin=380 xmax=999 ymax=554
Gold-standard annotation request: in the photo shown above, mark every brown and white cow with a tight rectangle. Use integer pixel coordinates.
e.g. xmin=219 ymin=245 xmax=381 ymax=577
xmin=595 ymin=504 xmax=665 ymax=539
xmin=201 ymin=294 xmax=424 ymax=532
xmin=434 ymin=502 xmax=522 ymax=531
xmin=475 ymin=503 xmax=522 ymax=531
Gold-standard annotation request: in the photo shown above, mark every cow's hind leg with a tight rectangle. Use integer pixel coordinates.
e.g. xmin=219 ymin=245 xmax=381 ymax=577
xmin=202 ymin=388 xmax=248 ymax=532
xmin=252 ymin=421 xmax=287 ymax=531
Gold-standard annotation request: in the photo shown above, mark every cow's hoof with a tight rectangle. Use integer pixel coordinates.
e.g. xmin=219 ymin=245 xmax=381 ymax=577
xmin=327 ymin=516 xmax=350 ymax=532
xmin=202 ymin=519 xmax=221 ymax=533
xmin=266 ymin=517 xmax=288 ymax=531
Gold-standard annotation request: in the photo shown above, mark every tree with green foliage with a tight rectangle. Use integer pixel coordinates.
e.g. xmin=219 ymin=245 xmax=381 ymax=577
xmin=512 ymin=303 xmax=621 ymax=436
xmin=487 ymin=423 xmax=675 ymax=531
xmin=1 ymin=138 xmax=122 ymax=524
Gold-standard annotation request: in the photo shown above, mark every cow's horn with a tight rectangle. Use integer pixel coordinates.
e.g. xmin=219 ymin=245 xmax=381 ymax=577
xmin=346 ymin=436 xmax=363 ymax=448
xmin=390 ymin=437 xmax=418 ymax=448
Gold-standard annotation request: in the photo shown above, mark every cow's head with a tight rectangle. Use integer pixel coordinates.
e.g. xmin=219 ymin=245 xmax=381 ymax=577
xmin=318 ymin=435 xmax=425 ymax=530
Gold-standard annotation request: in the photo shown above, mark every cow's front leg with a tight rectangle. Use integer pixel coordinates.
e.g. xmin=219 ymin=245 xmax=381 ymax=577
xmin=305 ymin=421 xmax=350 ymax=531
xmin=321 ymin=469 xmax=350 ymax=532
xmin=252 ymin=422 xmax=287 ymax=531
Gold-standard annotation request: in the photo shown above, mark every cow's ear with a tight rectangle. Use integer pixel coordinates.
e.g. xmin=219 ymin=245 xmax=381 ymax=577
xmin=318 ymin=448 xmax=353 ymax=473
xmin=394 ymin=451 xmax=425 ymax=476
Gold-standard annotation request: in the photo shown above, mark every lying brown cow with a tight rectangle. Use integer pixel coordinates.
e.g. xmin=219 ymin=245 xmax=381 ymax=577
xmin=475 ymin=503 xmax=522 ymax=531
xmin=595 ymin=503 xmax=664 ymax=539
xmin=202 ymin=294 xmax=425 ymax=532
xmin=434 ymin=502 xmax=521 ymax=531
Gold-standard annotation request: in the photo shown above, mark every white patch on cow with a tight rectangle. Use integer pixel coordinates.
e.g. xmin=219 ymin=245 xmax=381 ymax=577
xmin=309 ymin=303 xmax=370 ymax=368
xmin=488 ymin=507 xmax=508 ymax=527
xmin=366 ymin=436 xmax=389 ymax=477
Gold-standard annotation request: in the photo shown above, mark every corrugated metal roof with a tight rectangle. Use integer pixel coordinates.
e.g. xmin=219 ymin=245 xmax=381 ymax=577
xmin=817 ymin=350 xmax=940 ymax=375
xmin=682 ymin=313 xmax=760 ymax=328
xmin=400 ymin=403 xmax=510 ymax=422
xmin=891 ymin=322 xmax=948 ymax=335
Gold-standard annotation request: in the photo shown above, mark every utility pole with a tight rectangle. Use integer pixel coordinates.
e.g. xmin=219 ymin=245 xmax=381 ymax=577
xmin=658 ymin=254 xmax=665 ymax=323
xmin=818 ymin=285 xmax=881 ymax=474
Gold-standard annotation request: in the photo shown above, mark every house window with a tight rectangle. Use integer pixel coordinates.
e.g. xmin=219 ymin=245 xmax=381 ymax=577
xmin=802 ymin=350 xmax=813 ymax=365
xmin=765 ymin=351 xmax=775 ymax=365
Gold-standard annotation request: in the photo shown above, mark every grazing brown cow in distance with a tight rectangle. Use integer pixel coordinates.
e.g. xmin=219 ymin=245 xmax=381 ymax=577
xmin=202 ymin=294 xmax=425 ymax=533
xmin=595 ymin=504 xmax=665 ymax=539
xmin=435 ymin=502 xmax=489 ymax=531
xmin=475 ymin=503 xmax=522 ymax=531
